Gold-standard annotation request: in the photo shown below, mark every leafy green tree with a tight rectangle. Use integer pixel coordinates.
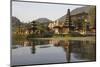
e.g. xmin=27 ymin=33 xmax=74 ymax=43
xmin=88 ymin=6 xmax=96 ymax=28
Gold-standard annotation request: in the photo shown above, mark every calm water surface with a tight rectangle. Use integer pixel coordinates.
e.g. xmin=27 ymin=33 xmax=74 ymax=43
xmin=11 ymin=39 xmax=96 ymax=66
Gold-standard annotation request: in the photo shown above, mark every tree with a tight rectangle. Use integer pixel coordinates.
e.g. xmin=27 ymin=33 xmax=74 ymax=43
xmin=88 ymin=6 xmax=96 ymax=28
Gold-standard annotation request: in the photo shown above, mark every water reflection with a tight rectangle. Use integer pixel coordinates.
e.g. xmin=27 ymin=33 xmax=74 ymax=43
xmin=12 ymin=39 xmax=96 ymax=66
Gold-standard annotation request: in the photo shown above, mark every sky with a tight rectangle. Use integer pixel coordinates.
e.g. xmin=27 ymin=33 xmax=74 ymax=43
xmin=12 ymin=1 xmax=85 ymax=23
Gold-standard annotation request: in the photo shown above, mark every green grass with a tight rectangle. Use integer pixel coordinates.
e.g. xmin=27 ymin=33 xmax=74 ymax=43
xmin=29 ymin=36 xmax=96 ymax=41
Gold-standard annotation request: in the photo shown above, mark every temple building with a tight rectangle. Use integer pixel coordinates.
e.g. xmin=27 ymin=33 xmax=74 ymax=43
xmin=48 ymin=6 xmax=96 ymax=35
xmin=48 ymin=20 xmax=69 ymax=34
xmin=48 ymin=9 xmax=74 ymax=34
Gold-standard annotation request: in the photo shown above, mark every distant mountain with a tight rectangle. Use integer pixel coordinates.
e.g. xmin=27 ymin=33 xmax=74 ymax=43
xmin=70 ymin=6 xmax=93 ymax=15
xmin=11 ymin=16 xmax=22 ymax=27
xmin=57 ymin=6 xmax=94 ymax=23
xmin=11 ymin=16 xmax=26 ymax=32
xmin=57 ymin=15 xmax=66 ymax=23
xmin=35 ymin=18 xmax=52 ymax=23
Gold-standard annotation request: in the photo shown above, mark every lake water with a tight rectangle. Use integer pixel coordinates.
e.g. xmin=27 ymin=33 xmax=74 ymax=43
xmin=11 ymin=39 xmax=96 ymax=66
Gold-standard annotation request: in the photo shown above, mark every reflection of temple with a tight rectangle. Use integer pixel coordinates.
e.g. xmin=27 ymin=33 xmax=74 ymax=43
xmin=13 ymin=39 xmax=96 ymax=62
xmin=49 ymin=39 xmax=96 ymax=62
xmin=49 ymin=39 xmax=71 ymax=62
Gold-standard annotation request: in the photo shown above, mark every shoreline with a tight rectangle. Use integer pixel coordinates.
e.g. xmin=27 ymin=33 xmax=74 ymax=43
xmin=29 ymin=36 xmax=96 ymax=41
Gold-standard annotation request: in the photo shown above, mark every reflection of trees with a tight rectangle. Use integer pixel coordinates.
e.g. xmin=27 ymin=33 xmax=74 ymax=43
xmin=80 ymin=40 xmax=96 ymax=60
xmin=59 ymin=40 xmax=96 ymax=62
xmin=65 ymin=40 xmax=95 ymax=61
xmin=13 ymin=39 xmax=96 ymax=61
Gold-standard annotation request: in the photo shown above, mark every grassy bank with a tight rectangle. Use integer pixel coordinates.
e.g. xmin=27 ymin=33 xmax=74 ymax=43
xmin=29 ymin=36 xmax=96 ymax=41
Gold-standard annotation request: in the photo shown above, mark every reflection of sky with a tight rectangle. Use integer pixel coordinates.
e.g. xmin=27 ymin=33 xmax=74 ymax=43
xmin=12 ymin=1 xmax=84 ymax=23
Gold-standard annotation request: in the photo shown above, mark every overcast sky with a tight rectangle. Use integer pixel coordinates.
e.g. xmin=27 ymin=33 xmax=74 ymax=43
xmin=12 ymin=1 xmax=85 ymax=23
